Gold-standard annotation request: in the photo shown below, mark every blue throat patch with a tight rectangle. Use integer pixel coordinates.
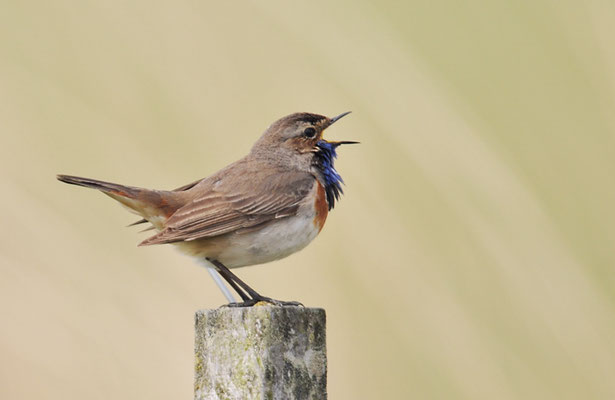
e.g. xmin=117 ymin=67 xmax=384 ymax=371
xmin=314 ymin=140 xmax=345 ymax=210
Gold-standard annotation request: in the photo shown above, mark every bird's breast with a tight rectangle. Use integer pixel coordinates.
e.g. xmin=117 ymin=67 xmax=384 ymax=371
xmin=313 ymin=180 xmax=329 ymax=232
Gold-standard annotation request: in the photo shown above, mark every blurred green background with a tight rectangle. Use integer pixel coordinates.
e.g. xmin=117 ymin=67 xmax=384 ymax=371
xmin=2 ymin=1 xmax=615 ymax=399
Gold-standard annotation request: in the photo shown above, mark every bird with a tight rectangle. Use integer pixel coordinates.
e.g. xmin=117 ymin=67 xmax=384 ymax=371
xmin=57 ymin=111 xmax=356 ymax=306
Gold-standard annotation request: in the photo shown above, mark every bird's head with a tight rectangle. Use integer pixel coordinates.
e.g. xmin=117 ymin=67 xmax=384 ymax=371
xmin=251 ymin=111 xmax=357 ymax=162
xmin=251 ymin=111 xmax=357 ymax=209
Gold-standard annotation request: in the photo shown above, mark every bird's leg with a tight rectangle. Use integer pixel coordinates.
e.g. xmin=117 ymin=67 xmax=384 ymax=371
xmin=205 ymin=265 xmax=237 ymax=303
xmin=210 ymin=260 xmax=261 ymax=302
xmin=206 ymin=259 xmax=250 ymax=302
xmin=210 ymin=259 xmax=303 ymax=307
xmin=219 ymin=273 xmax=251 ymax=302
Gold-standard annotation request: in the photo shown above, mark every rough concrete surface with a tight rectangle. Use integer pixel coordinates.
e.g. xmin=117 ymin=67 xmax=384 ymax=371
xmin=195 ymin=306 xmax=327 ymax=400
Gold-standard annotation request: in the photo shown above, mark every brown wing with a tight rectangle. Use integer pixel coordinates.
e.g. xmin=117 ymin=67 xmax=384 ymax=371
xmin=139 ymin=165 xmax=315 ymax=245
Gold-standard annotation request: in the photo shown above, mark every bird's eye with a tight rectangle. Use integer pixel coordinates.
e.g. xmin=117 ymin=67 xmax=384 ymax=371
xmin=303 ymin=127 xmax=317 ymax=138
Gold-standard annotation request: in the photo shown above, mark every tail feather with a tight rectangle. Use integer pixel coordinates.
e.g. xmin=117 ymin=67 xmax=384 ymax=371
xmin=56 ymin=175 xmax=140 ymax=198
xmin=57 ymin=174 xmax=184 ymax=229
xmin=127 ymin=218 xmax=148 ymax=227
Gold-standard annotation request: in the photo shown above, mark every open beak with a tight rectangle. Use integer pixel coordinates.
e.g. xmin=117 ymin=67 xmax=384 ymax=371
xmin=324 ymin=111 xmax=359 ymax=146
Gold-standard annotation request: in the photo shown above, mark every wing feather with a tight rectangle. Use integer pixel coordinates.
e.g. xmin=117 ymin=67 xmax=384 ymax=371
xmin=139 ymin=165 xmax=314 ymax=246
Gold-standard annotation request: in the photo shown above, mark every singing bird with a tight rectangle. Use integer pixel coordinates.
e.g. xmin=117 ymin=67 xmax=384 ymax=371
xmin=58 ymin=112 xmax=356 ymax=306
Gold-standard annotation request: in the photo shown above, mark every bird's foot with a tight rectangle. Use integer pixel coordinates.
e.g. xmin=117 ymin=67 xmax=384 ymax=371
xmin=225 ymin=296 xmax=303 ymax=308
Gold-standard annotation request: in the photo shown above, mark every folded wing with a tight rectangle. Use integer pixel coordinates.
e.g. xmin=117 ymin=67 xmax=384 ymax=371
xmin=139 ymin=165 xmax=314 ymax=245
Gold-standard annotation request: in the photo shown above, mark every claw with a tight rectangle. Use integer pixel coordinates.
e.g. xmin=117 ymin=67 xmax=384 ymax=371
xmin=222 ymin=297 xmax=303 ymax=308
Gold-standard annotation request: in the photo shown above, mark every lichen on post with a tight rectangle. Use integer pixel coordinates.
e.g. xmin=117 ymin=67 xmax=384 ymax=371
xmin=194 ymin=306 xmax=327 ymax=400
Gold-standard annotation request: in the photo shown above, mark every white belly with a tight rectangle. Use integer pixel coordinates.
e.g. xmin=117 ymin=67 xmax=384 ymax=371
xmin=219 ymin=212 xmax=320 ymax=267
xmin=174 ymin=206 xmax=321 ymax=268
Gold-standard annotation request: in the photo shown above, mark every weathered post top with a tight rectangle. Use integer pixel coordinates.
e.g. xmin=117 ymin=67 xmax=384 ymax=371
xmin=194 ymin=306 xmax=327 ymax=400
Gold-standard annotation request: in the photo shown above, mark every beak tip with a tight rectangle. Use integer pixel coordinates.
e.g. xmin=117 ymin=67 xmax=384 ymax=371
xmin=328 ymin=140 xmax=360 ymax=147
xmin=329 ymin=111 xmax=352 ymax=124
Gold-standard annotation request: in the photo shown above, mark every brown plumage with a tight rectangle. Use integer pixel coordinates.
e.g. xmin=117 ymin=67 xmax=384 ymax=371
xmin=57 ymin=111 xmax=356 ymax=306
xmin=139 ymin=164 xmax=314 ymax=245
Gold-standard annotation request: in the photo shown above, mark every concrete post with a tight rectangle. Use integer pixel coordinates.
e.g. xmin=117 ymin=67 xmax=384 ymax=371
xmin=194 ymin=306 xmax=327 ymax=400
